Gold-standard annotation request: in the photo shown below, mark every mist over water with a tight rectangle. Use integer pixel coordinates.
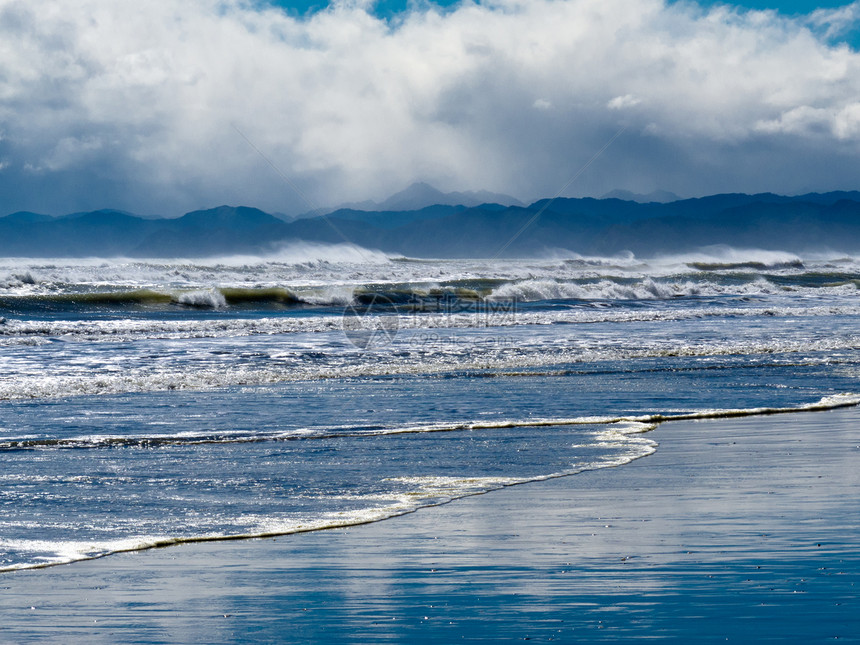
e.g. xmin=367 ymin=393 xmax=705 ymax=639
xmin=1 ymin=248 xmax=860 ymax=570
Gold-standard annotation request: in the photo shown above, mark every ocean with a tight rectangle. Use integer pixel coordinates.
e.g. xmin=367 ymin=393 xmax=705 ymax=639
xmin=1 ymin=246 xmax=859 ymax=571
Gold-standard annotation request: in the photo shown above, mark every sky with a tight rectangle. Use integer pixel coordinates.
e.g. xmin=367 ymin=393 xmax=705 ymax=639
xmin=271 ymin=1 xmax=856 ymax=17
xmin=1 ymin=0 xmax=860 ymax=216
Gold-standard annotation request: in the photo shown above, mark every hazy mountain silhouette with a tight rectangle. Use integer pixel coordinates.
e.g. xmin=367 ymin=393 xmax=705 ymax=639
xmin=316 ymin=182 xmax=525 ymax=215
xmin=600 ymin=189 xmax=680 ymax=203
xmin=3 ymin=192 xmax=860 ymax=258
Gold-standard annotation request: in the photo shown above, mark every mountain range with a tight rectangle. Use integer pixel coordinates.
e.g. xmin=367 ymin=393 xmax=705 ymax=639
xmin=306 ymin=182 xmax=525 ymax=216
xmin=3 ymin=191 xmax=860 ymax=258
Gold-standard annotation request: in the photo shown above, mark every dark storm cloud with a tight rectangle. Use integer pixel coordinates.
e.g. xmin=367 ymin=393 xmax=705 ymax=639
xmin=1 ymin=0 xmax=859 ymax=216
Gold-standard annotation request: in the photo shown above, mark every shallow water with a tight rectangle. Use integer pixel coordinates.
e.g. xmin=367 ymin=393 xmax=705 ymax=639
xmin=1 ymin=250 xmax=860 ymax=570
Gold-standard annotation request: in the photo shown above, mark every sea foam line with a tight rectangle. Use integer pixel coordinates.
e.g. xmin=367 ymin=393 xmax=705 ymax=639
xmin=3 ymin=302 xmax=860 ymax=345
xmin=0 ymin=329 xmax=858 ymax=401
xmin=0 ymin=426 xmax=653 ymax=573
xmin=1 ymin=393 xmax=856 ymax=573
xmin=3 ymin=394 xmax=856 ymax=451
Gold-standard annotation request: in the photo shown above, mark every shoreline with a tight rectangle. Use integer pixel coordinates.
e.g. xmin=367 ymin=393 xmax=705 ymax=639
xmin=5 ymin=394 xmax=857 ymax=575
xmin=2 ymin=406 xmax=859 ymax=642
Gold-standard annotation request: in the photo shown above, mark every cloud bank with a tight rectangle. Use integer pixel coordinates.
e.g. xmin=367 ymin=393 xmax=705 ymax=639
xmin=1 ymin=0 xmax=859 ymax=215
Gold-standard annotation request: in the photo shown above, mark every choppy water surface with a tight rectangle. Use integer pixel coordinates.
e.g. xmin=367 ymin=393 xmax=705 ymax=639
xmin=1 ymin=248 xmax=860 ymax=570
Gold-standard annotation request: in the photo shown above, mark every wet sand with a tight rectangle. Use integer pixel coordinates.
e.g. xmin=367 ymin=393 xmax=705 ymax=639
xmin=2 ymin=407 xmax=859 ymax=643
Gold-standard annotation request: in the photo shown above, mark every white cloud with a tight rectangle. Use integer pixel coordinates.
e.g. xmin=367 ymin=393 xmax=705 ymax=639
xmin=808 ymin=1 xmax=860 ymax=40
xmin=1 ymin=0 xmax=860 ymax=215
xmin=755 ymin=103 xmax=860 ymax=140
xmin=607 ymin=94 xmax=641 ymax=110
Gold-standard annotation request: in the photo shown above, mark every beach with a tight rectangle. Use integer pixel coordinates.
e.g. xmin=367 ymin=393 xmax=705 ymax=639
xmin=2 ymin=405 xmax=857 ymax=643
xmin=5 ymin=0 xmax=860 ymax=642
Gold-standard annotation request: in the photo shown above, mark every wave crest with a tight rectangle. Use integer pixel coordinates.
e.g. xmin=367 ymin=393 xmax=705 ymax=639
xmin=175 ymin=289 xmax=227 ymax=308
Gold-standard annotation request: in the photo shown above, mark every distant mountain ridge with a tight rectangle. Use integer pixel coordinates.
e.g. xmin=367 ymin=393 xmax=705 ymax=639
xmin=305 ymin=182 xmax=525 ymax=216
xmin=600 ymin=189 xmax=680 ymax=203
xmin=3 ymin=191 xmax=860 ymax=258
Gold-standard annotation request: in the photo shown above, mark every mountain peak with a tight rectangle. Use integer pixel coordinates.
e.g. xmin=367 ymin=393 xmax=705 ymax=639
xmin=378 ymin=183 xmax=447 ymax=211
xmin=1 ymin=211 xmax=54 ymax=223
xmin=179 ymin=205 xmax=280 ymax=227
xmin=601 ymin=189 xmax=680 ymax=204
xmin=324 ymin=183 xmax=525 ymax=215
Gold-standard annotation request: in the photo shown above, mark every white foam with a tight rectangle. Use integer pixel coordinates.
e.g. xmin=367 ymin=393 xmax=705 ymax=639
xmin=484 ymin=275 xmax=851 ymax=302
xmin=2 ymin=300 xmax=859 ymax=345
xmin=0 ymin=431 xmax=656 ymax=573
xmin=2 ymin=393 xmax=856 ymax=572
xmin=175 ymin=289 xmax=227 ymax=308
xmin=648 ymin=247 xmax=805 ymax=270
xmin=1 ymin=302 xmax=859 ymax=400
xmin=1 ymin=252 xmax=857 ymax=302
xmin=261 ymin=242 xmax=391 ymax=265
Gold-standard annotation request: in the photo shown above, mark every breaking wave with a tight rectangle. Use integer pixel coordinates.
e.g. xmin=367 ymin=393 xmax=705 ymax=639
xmin=175 ymin=289 xmax=227 ymax=308
xmin=0 ymin=274 xmax=858 ymax=315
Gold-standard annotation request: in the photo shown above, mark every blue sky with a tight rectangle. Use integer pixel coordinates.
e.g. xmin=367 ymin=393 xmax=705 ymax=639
xmin=270 ymin=1 xmax=860 ymax=44
xmin=720 ymin=0 xmax=853 ymax=9
xmin=270 ymin=1 xmax=852 ymax=14
xmin=2 ymin=0 xmax=860 ymax=216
